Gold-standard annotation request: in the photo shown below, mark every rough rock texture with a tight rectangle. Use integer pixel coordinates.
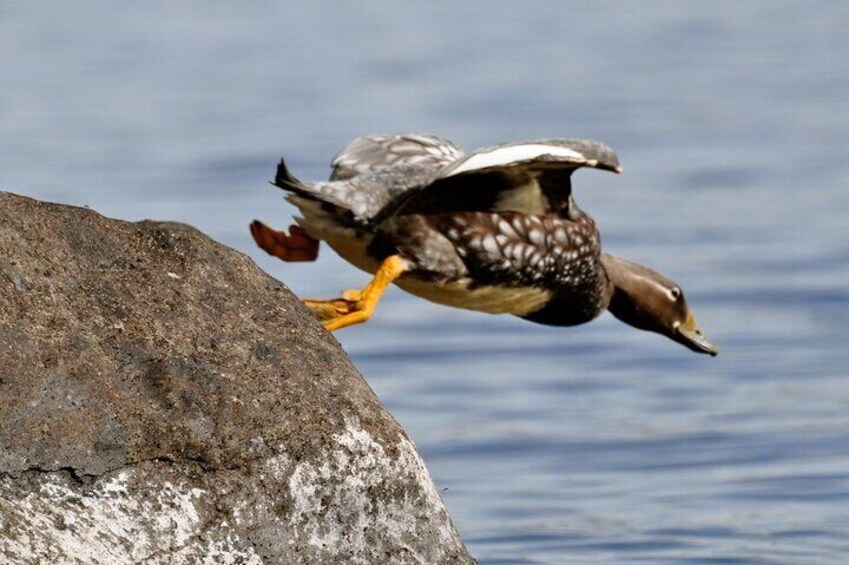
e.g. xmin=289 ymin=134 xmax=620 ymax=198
xmin=0 ymin=191 xmax=473 ymax=564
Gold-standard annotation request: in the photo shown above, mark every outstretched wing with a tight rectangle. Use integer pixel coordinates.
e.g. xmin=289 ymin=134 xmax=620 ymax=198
xmin=379 ymin=139 xmax=621 ymax=220
xmin=330 ymin=133 xmax=465 ymax=181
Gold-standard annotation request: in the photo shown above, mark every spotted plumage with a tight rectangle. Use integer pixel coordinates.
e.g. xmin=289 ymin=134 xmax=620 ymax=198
xmin=252 ymin=133 xmax=717 ymax=355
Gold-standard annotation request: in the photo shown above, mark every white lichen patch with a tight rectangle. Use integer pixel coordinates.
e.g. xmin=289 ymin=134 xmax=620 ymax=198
xmin=162 ymin=528 xmax=263 ymax=565
xmin=287 ymin=422 xmax=463 ymax=563
xmin=0 ymin=429 xmax=468 ymax=564
xmin=0 ymin=469 xmax=255 ymax=565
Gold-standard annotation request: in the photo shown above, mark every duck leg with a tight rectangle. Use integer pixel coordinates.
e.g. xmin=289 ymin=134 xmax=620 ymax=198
xmin=303 ymin=255 xmax=409 ymax=331
xmin=250 ymin=221 xmax=319 ymax=262
xmin=299 ymin=289 xmax=364 ymax=324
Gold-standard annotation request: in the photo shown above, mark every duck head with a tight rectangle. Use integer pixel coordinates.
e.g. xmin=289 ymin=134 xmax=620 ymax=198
xmin=600 ymin=254 xmax=718 ymax=356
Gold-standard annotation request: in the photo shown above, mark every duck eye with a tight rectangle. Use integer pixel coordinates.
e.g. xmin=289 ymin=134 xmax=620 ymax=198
xmin=669 ymin=287 xmax=681 ymax=301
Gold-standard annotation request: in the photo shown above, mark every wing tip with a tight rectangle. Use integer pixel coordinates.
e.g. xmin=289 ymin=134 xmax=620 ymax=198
xmin=587 ymin=159 xmax=623 ymax=174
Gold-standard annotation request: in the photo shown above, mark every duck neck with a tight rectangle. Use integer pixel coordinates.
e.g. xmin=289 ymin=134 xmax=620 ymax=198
xmin=599 ymin=253 xmax=635 ymax=314
xmin=599 ymin=253 xmax=658 ymax=331
xmin=599 ymin=251 xmax=629 ymax=289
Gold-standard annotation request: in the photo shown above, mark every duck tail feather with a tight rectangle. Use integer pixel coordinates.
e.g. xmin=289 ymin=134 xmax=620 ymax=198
xmin=272 ymin=157 xmax=307 ymax=192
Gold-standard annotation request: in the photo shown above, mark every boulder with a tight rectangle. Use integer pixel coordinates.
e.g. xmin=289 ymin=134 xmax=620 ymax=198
xmin=0 ymin=191 xmax=473 ymax=564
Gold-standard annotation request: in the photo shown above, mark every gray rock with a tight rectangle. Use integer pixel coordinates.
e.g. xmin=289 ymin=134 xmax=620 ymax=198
xmin=0 ymin=191 xmax=473 ymax=564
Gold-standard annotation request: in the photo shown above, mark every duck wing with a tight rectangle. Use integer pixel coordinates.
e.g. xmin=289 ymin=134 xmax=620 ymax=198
xmin=275 ymin=158 xmax=437 ymax=226
xmin=377 ymin=139 xmax=621 ymax=221
xmin=273 ymin=133 xmax=465 ymax=226
xmin=330 ymin=133 xmax=465 ymax=181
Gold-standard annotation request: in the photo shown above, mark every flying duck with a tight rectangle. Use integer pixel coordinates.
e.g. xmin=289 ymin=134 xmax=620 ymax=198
xmin=251 ymin=133 xmax=717 ymax=355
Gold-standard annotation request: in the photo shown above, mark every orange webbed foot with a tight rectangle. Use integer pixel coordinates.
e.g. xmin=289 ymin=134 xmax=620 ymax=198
xmin=301 ymin=255 xmax=409 ymax=331
xmin=250 ymin=221 xmax=319 ymax=262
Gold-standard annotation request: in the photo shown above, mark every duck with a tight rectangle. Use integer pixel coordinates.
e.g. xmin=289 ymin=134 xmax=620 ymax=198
xmin=251 ymin=133 xmax=717 ymax=356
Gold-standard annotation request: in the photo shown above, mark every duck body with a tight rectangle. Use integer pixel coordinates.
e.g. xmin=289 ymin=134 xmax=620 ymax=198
xmin=254 ymin=133 xmax=717 ymax=355
xmin=281 ymin=133 xmax=616 ymax=323
xmin=376 ymin=209 xmax=608 ymax=324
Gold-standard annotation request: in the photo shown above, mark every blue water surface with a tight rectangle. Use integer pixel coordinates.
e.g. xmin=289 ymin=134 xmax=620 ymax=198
xmin=2 ymin=2 xmax=849 ymax=563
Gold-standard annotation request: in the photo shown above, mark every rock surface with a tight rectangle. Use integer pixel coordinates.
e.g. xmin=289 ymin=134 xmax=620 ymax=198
xmin=0 ymin=191 xmax=473 ymax=564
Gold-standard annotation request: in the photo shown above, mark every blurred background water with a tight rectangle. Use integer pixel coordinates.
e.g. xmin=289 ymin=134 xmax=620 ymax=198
xmin=3 ymin=1 xmax=849 ymax=562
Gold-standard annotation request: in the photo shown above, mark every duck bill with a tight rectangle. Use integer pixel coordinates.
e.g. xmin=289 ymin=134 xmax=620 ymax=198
xmin=676 ymin=312 xmax=719 ymax=356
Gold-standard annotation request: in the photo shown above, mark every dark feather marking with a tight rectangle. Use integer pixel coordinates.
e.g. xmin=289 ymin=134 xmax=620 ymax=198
xmin=426 ymin=211 xmax=602 ymax=289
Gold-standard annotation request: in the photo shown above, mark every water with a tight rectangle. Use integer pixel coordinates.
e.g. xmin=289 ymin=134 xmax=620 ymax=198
xmin=3 ymin=2 xmax=849 ymax=562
